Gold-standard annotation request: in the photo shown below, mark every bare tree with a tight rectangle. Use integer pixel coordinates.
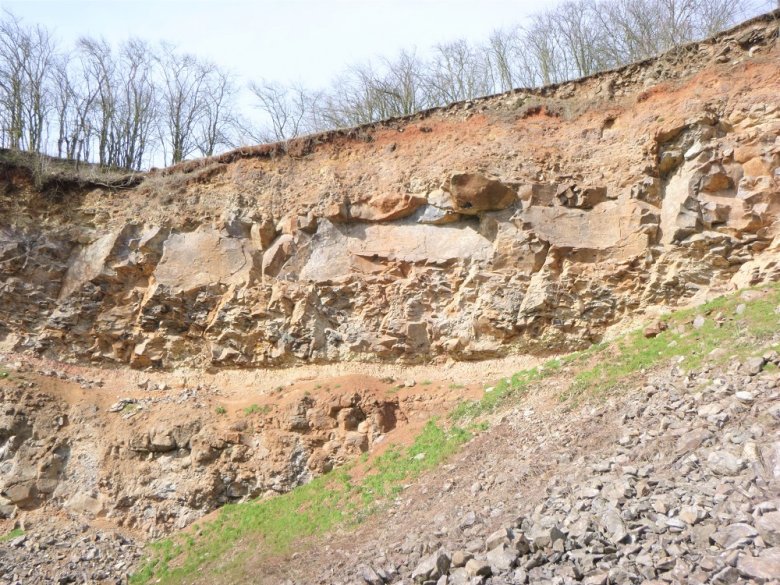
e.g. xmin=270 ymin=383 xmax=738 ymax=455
xmin=20 ymin=22 xmax=54 ymax=153
xmin=247 ymin=79 xmax=310 ymax=142
xmin=485 ymin=27 xmax=520 ymax=92
xmin=522 ymin=13 xmax=569 ymax=86
xmin=77 ymin=37 xmax=118 ymax=166
xmin=0 ymin=0 xmax=762 ymax=167
xmin=648 ymin=0 xmax=740 ymax=50
xmin=316 ymin=63 xmax=382 ymax=128
xmin=484 ymin=26 xmax=545 ymax=89
xmin=0 ymin=11 xmax=56 ymax=152
xmin=376 ymin=48 xmax=428 ymax=117
xmin=195 ymin=65 xmax=235 ymax=157
xmin=691 ymin=0 xmax=744 ymax=37
xmin=244 ymin=0 xmax=748 ymax=139
xmin=156 ymin=44 xmax=211 ymax=164
xmin=53 ymin=45 xmax=107 ymax=165
xmin=424 ymin=39 xmax=493 ymax=104
xmin=113 ymin=38 xmax=157 ymax=169
xmin=0 ymin=13 xmax=24 ymax=149
xmin=550 ymin=1 xmax=609 ymax=77
xmin=591 ymin=0 xmax=661 ymax=64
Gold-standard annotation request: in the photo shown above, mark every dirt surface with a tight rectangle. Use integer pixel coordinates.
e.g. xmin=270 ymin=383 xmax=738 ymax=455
xmin=235 ymin=358 xmax=780 ymax=585
xmin=207 ymin=368 xmax=622 ymax=584
xmin=0 ymin=350 xmax=492 ymax=541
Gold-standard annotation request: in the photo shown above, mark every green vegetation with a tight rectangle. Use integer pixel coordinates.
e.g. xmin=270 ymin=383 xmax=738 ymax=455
xmin=470 ymin=421 xmax=490 ymax=432
xmin=354 ymin=421 xmax=471 ymax=507
xmin=450 ymin=365 xmax=551 ymax=421
xmin=451 ymin=284 xmax=780 ymax=416
xmin=243 ymin=404 xmax=271 ymax=416
xmin=131 ymin=420 xmax=472 ymax=584
xmin=421 ymin=380 xmax=433 ymax=386
xmin=0 ymin=370 xmax=8 ymax=379
xmin=448 ymin=382 xmax=465 ymax=390
xmin=561 ymin=286 xmax=780 ymax=401
xmin=214 ymin=405 xmax=226 ymax=415
xmin=122 ymin=402 xmax=139 ymax=414
xmin=0 ymin=528 xmax=23 ymax=542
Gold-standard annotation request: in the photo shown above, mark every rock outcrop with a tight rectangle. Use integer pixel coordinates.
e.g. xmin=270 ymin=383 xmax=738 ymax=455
xmin=0 ymin=366 xmax=410 ymax=535
xmin=1 ymin=14 xmax=779 ymax=370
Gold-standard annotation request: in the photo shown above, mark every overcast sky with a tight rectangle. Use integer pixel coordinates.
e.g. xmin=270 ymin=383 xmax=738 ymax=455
xmin=1 ymin=0 xmax=563 ymax=88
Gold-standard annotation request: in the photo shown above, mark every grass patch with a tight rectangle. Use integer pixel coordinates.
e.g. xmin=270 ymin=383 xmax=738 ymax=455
xmin=0 ymin=148 xmax=139 ymax=190
xmin=561 ymin=285 xmax=780 ymax=401
xmin=243 ymin=404 xmax=270 ymax=416
xmin=450 ymin=365 xmax=547 ymax=421
xmin=214 ymin=405 xmax=226 ymax=415
xmin=131 ymin=419 xmax=471 ymax=584
xmin=451 ymin=284 xmax=780 ymax=417
xmin=0 ymin=528 xmax=23 ymax=542
xmin=469 ymin=421 xmax=490 ymax=433
xmin=449 ymin=354 xmax=577 ymax=422
xmin=354 ymin=421 xmax=471 ymax=507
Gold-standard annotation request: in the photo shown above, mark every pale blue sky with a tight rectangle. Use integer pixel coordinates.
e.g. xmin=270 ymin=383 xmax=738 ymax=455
xmin=1 ymin=0 xmax=563 ymax=87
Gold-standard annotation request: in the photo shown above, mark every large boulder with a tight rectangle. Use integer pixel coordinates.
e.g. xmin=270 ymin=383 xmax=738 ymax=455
xmin=262 ymin=234 xmax=295 ymax=278
xmin=737 ymin=548 xmax=780 ymax=582
xmin=349 ymin=192 xmax=426 ymax=222
xmin=58 ymin=231 xmax=124 ymax=299
xmin=250 ymin=218 xmax=277 ymax=249
xmin=411 ymin=549 xmax=451 ymax=582
xmin=447 ymin=173 xmax=517 ymax=214
xmin=153 ymin=227 xmax=254 ymax=291
xmin=756 ymin=512 xmax=780 ymax=547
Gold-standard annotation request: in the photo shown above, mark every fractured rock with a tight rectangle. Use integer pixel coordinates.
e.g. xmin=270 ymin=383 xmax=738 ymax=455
xmin=707 ymin=450 xmax=746 ymax=476
xmin=411 ymin=549 xmax=451 ymax=583
xmin=447 ymin=173 xmax=517 ymax=214
xmin=755 ymin=511 xmax=780 ymax=547
xmin=737 ymin=548 xmax=780 ymax=582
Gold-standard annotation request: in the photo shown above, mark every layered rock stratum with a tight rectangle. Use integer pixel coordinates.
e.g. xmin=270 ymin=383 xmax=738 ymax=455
xmin=2 ymin=14 xmax=779 ymax=370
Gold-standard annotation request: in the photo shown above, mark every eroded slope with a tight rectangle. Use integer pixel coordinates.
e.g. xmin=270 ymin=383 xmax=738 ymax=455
xmin=1 ymin=15 xmax=779 ymax=370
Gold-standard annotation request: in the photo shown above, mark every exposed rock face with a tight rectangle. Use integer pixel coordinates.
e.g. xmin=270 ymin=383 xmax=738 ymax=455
xmin=0 ymin=369 xmax=405 ymax=535
xmin=1 ymin=14 xmax=779 ymax=370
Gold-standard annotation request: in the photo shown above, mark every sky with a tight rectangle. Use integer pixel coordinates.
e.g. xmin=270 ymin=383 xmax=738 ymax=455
xmin=0 ymin=0 xmax=563 ymax=88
